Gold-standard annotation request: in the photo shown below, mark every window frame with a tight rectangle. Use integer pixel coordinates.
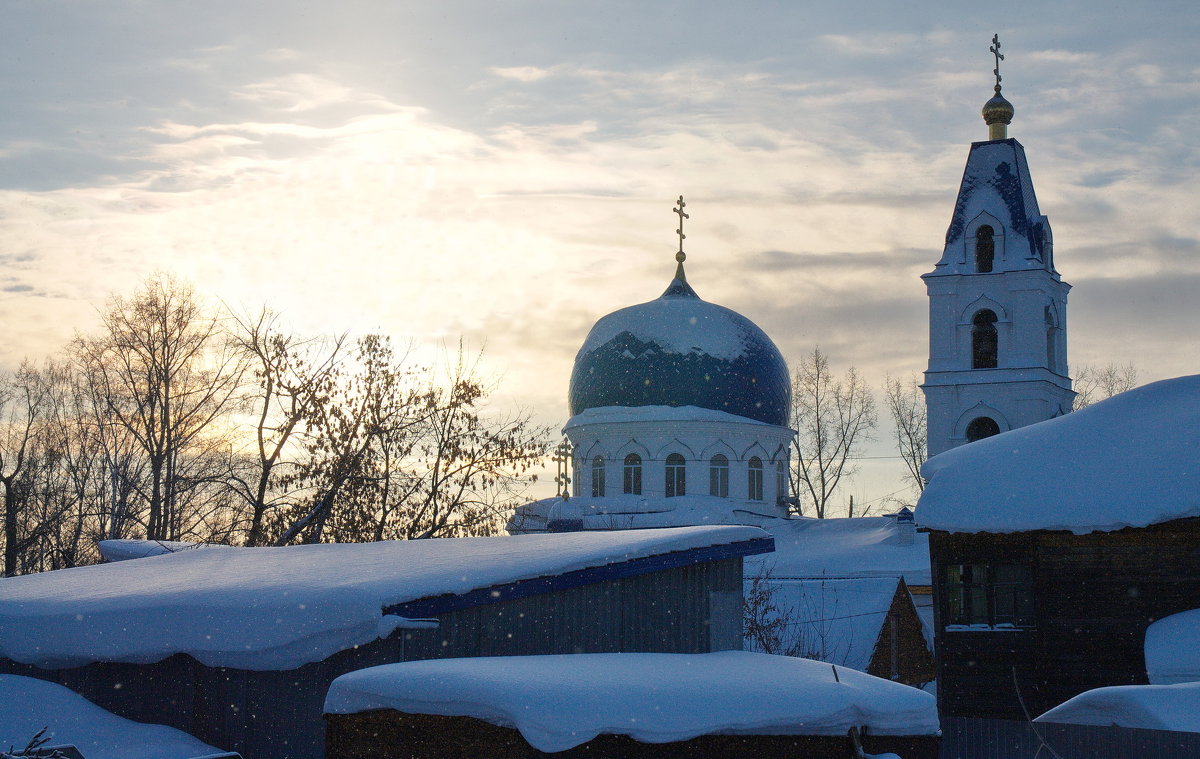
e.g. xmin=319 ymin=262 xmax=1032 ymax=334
xmin=591 ymin=456 xmax=605 ymax=498
xmin=709 ymin=454 xmax=729 ymax=498
xmin=944 ymin=562 xmax=1035 ymax=630
xmin=747 ymin=456 xmax=764 ymax=501
xmin=665 ymin=453 xmax=686 ymax=498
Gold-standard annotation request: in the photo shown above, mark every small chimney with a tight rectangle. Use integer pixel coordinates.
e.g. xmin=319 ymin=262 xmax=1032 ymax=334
xmin=895 ymin=507 xmax=916 ymax=546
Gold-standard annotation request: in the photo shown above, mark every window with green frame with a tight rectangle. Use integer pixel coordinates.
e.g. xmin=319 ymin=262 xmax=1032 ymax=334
xmin=945 ymin=563 xmax=1034 ymax=628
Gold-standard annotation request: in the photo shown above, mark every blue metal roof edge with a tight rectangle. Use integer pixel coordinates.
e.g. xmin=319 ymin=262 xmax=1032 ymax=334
xmin=383 ymin=535 xmax=775 ymax=618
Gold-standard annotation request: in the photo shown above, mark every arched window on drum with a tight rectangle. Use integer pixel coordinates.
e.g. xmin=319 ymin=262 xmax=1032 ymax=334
xmin=623 ymin=454 xmax=642 ymax=495
xmin=709 ymin=454 xmax=729 ymax=498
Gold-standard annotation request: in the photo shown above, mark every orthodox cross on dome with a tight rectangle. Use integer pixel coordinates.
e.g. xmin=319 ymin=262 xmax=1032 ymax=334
xmin=673 ymin=195 xmax=688 ymax=264
xmin=990 ymin=33 xmax=1005 ymax=92
xmin=552 ymin=439 xmax=573 ymax=500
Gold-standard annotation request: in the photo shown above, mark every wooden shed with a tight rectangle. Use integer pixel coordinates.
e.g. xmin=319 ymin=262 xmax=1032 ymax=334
xmin=916 ymin=376 xmax=1200 ymax=721
xmin=746 ymin=576 xmax=934 ymax=687
xmin=0 ymin=526 xmax=771 ymax=759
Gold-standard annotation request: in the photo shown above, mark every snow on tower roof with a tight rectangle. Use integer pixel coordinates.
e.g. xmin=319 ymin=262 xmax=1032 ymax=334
xmin=917 ymin=375 xmax=1200 ymax=535
xmin=927 ymin=138 xmax=1053 ymax=275
xmin=1145 ymin=609 xmax=1200 ymax=685
xmin=323 ymin=651 xmax=939 ymax=752
xmin=0 ymin=526 xmax=769 ymax=671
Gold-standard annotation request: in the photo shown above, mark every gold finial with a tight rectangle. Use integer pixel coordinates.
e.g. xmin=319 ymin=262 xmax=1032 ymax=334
xmin=671 ymin=195 xmax=689 ymax=282
xmin=982 ymin=33 xmax=1014 ymax=140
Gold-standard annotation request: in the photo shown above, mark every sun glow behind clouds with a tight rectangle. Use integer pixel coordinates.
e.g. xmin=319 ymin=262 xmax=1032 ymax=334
xmin=0 ymin=1 xmax=1198 ymax=508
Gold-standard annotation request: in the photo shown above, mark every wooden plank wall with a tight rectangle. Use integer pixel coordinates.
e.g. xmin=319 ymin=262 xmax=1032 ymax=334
xmin=942 ymin=717 xmax=1200 ymax=759
xmin=931 ymin=518 xmax=1200 ymax=720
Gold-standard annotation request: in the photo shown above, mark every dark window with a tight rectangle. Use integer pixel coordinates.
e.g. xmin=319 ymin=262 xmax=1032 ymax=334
xmin=709 ymin=454 xmax=729 ymax=498
xmin=747 ymin=456 xmax=764 ymax=501
xmin=975 ymin=225 xmax=995 ymax=273
xmin=945 ymin=563 xmax=1034 ymax=628
xmin=665 ymin=453 xmax=686 ymax=497
xmin=623 ymin=454 xmax=642 ymax=495
xmin=966 ymin=416 xmax=1001 ymax=442
xmin=972 ymin=310 xmax=998 ymax=368
xmin=591 ymin=456 xmax=605 ymax=497
xmin=1045 ymin=306 xmax=1057 ymax=370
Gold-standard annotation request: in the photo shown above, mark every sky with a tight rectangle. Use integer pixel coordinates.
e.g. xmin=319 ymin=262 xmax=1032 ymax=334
xmin=1 ymin=1 xmax=1196 ymax=513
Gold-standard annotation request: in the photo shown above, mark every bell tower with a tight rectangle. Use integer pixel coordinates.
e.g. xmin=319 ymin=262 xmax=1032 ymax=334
xmin=922 ymin=36 xmax=1074 ymax=457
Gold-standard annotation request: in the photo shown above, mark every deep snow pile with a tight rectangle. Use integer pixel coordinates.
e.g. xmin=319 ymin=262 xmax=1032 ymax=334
xmin=1035 ymin=681 xmax=1200 ymax=733
xmin=0 ymin=675 xmax=223 ymax=759
xmin=1145 ymin=609 xmax=1200 ymax=685
xmin=0 ymin=526 xmax=766 ymax=671
xmin=324 ymin=651 xmax=938 ymax=752
xmin=748 ymin=516 xmax=930 ymax=585
xmin=917 ymin=375 xmax=1200 ymax=534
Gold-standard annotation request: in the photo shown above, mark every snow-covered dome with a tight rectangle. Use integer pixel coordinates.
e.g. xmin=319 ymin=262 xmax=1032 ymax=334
xmin=568 ymin=272 xmax=790 ymax=426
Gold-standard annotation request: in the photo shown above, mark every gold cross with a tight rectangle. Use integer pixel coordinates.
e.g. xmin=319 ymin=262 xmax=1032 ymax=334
xmin=990 ymin=34 xmax=1005 ymax=91
xmin=673 ymin=195 xmax=689 ymax=261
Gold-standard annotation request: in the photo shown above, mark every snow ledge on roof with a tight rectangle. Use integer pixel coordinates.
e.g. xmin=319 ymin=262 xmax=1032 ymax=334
xmin=1035 ymin=681 xmax=1200 ymax=733
xmin=324 ymin=651 xmax=939 ymax=752
xmin=916 ymin=375 xmax=1200 ymax=535
xmin=1 ymin=526 xmax=766 ymax=671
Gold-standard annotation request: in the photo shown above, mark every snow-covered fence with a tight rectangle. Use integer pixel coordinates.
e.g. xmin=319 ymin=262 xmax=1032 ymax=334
xmin=942 ymin=717 xmax=1200 ymax=759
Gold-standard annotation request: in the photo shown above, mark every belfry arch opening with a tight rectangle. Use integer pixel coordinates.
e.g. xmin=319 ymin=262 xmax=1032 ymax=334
xmin=975 ymin=225 xmax=995 ymax=273
xmin=972 ymin=310 xmax=998 ymax=369
xmin=966 ymin=416 xmax=1001 ymax=442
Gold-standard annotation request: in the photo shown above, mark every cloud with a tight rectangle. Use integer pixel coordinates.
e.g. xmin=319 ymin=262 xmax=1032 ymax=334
xmin=490 ymin=66 xmax=553 ymax=82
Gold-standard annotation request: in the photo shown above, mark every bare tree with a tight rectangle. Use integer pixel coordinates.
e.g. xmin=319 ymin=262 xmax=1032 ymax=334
xmin=0 ymin=363 xmax=54 ymax=576
xmin=883 ymin=374 xmax=927 ymax=494
xmin=230 ymin=308 xmax=346 ymax=546
xmin=789 ymin=347 xmax=877 ymax=519
xmin=1073 ymin=362 xmax=1139 ymax=410
xmin=274 ymin=334 xmax=427 ymax=545
xmin=395 ymin=344 xmax=550 ymax=540
xmin=72 ymin=275 xmax=245 ymax=541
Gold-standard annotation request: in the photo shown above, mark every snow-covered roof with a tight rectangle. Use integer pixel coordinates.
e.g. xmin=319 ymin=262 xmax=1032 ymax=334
xmin=564 ymin=404 xmax=772 ymax=430
xmin=510 ymin=493 xmax=787 ymax=534
xmin=98 ymin=539 xmax=226 ymax=562
xmin=749 ymin=577 xmax=905 ymax=671
xmin=0 ymin=675 xmax=225 ymax=759
xmin=1035 ymin=681 xmax=1200 ymax=733
xmin=917 ymin=375 xmax=1200 ymax=534
xmin=1146 ymin=609 xmax=1200 ymax=685
xmin=748 ymin=516 xmax=931 ymax=585
xmin=0 ymin=526 xmax=768 ymax=671
xmin=323 ymin=651 xmax=939 ymax=752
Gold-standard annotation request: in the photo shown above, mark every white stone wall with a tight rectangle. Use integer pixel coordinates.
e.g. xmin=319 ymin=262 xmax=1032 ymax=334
xmin=564 ymin=411 xmax=793 ymax=517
